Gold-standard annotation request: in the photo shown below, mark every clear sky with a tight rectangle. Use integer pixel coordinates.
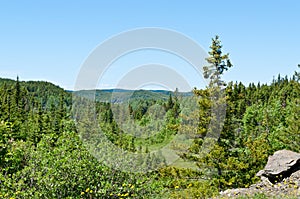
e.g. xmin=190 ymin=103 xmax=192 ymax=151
xmin=0 ymin=1 xmax=299 ymax=91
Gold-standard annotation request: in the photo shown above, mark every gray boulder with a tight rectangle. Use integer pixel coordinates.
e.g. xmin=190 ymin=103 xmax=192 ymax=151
xmin=218 ymin=150 xmax=300 ymax=198
xmin=257 ymin=150 xmax=300 ymax=183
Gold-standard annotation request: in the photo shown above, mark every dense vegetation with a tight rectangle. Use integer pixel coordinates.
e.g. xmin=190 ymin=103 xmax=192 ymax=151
xmin=0 ymin=38 xmax=299 ymax=199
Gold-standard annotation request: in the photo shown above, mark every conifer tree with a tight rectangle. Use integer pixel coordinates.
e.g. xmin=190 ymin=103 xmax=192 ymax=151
xmin=164 ymin=93 xmax=174 ymax=112
xmin=191 ymin=35 xmax=233 ymax=189
xmin=203 ymin=35 xmax=232 ymax=86
xmin=15 ymin=76 xmax=21 ymax=108
xmin=57 ymin=94 xmax=67 ymax=133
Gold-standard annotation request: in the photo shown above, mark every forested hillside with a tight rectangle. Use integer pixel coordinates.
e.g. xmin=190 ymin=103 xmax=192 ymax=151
xmin=1 ymin=39 xmax=300 ymax=199
xmin=73 ymin=89 xmax=192 ymax=103
xmin=0 ymin=66 xmax=299 ymax=198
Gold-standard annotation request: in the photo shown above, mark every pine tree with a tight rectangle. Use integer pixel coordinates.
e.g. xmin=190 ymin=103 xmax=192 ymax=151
xmin=163 ymin=93 xmax=174 ymax=112
xmin=203 ymin=35 xmax=232 ymax=86
xmin=191 ymin=35 xmax=233 ymax=189
xmin=172 ymin=89 xmax=181 ymax=118
xmin=15 ymin=76 xmax=21 ymax=108
xmin=57 ymin=94 xmax=67 ymax=133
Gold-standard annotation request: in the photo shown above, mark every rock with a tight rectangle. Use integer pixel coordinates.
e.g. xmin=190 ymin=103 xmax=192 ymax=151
xmin=288 ymin=170 xmax=300 ymax=187
xmin=219 ymin=188 xmax=248 ymax=197
xmin=256 ymin=150 xmax=300 ymax=183
xmin=217 ymin=150 xmax=300 ymax=199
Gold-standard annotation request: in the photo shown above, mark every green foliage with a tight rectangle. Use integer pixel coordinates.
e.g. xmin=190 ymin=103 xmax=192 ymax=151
xmin=203 ymin=35 xmax=232 ymax=86
xmin=0 ymin=54 xmax=299 ymax=198
xmin=185 ymin=37 xmax=300 ymax=196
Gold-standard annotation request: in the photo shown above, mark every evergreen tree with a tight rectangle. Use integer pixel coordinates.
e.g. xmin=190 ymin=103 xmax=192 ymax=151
xmin=164 ymin=93 xmax=174 ymax=112
xmin=190 ymin=35 xmax=234 ymax=189
xmin=14 ymin=76 xmax=21 ymax=107
xmin=172 ymin=89 xmax=181 ymax=118
xmin=203 ymin=35 xmax=232 ymax=86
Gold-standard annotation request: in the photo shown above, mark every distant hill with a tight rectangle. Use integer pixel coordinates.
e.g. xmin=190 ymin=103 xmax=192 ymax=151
xmin=0 ymin=77 xmax=71 ymax=107
xmin=73 ymin=89 xmax=193 ymax=103
xmin=0 ymin=77 xmax=65 ymax=94
xmin=0 ymin=77 xmax=193 ymax=104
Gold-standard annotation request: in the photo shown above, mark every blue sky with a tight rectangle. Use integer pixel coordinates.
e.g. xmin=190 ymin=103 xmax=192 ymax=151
xmin=0 ymin=1 xmax=299 ymax=91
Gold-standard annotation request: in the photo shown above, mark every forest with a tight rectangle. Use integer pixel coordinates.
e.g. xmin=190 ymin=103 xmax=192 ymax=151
xmin=0 ymin=37 xmax=299 ymax=199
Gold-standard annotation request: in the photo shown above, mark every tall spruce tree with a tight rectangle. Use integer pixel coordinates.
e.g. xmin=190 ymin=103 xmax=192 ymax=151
xmin=15 ymin=76 xmax=21 ymax=108
xmin=191 ymin=36 xmax=234 ymax=189
xmin=203 ymin=35 xmax=232 ymax=86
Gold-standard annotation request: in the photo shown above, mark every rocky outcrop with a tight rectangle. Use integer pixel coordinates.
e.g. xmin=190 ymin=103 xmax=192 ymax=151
xmin=256 ymin=150 xmax=300 ymax=183
xmin=219 ymin=150 xmax=300 ymax=198
xmin=219 ymin=170 xmax=300 ymax=198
